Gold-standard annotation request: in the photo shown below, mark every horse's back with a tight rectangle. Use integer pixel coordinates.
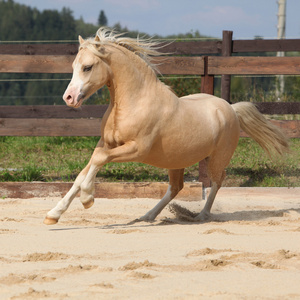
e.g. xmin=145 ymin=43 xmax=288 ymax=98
xmin=179 ymin=93 xmax=240 ymax=143
xmin=180 ymin=93 xmax=214 ymax=101
xmin=179 ymin=93 xmax=238 ymax=126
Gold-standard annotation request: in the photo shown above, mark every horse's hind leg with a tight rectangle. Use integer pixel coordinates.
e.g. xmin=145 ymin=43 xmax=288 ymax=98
xmin=194 ymin=157 xmax=226 ymax=221
xmin=138 ymin=168 xmax=184 ymax=222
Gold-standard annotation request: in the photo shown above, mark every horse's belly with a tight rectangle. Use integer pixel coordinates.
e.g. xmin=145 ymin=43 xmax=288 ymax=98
xmin=143 ymin=155 xmax=205 ymax=169
xmin=142 ymin=138 xmax=214 ymax=169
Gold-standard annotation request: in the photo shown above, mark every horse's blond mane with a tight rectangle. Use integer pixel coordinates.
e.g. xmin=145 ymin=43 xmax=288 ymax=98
xmin=79 ymin=27 xmax=164 ymax=72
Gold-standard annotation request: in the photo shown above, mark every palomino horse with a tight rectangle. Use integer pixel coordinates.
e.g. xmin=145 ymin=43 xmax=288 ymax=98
xmin=44 ymin=28 xmax=289 ymax=225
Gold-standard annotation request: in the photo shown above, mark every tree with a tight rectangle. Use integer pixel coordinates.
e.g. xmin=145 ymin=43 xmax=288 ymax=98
xmin=98 ymin=10 xmax=108 ymax=26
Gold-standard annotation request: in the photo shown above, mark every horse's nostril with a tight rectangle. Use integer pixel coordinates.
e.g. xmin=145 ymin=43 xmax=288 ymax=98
xmin=67 ymin=95 xmax=72 ymax=100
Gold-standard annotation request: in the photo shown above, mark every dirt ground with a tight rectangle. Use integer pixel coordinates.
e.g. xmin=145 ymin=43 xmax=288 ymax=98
xmin=0 ymin=187 xmax=300 ymax=299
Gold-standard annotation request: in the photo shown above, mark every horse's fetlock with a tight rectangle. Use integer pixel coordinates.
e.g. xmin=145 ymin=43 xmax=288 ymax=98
xmin=80 ymin=181 xmax=94 ymax=195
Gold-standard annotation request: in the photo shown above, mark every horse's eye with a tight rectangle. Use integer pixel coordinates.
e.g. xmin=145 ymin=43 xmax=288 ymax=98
xmin=83 ymin=65 xmax=93 ymax=72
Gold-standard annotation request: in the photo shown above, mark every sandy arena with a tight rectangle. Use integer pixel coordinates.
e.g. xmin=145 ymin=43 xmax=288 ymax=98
xmin=0 ymin=187 xmax=300 ymax=299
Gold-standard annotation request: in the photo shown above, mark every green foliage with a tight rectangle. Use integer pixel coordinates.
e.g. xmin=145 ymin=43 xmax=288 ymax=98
xmin=0 ymin=1 xmax=77 ymax=41
xmin=224 ymin=138 xmax=300 ymax=187
xmin=98 ymin=10 xmax=108 ymax=27
xmin=229 ymin=75 xmax=300 ymax=103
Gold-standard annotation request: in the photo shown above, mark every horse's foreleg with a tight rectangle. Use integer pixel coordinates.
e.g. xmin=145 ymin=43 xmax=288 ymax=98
xmin=79 ymin=141 xmax=139 ymax=207
xmin=44 ymin=163 xmax=92 ymax=225
xmin=138 ymin=168 xmax=184 ymax=222
xmin=43 ymin=139 xmax=106 ymax=225
xmin=44 ymin=141 xmax=139 ymax=225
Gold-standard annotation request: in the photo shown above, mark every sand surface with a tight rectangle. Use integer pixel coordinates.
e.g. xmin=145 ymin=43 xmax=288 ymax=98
xmin=0 ymin=187 xmax=300 ymax=299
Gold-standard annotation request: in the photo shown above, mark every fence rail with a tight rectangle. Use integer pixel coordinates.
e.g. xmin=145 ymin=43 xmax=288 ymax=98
xmin=208 ymin=56 xmax=300 ymax=75
xmin=1 ymin=38 xmax=300 ymax=55
xmin=0 ymin=55 xmax=205 ymax=75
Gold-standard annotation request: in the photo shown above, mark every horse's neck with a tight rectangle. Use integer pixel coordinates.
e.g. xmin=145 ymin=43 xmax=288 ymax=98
xmin=107 ymin=45 xmax=171 ymax=106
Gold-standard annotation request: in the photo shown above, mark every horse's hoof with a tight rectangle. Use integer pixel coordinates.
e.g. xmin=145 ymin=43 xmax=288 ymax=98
xmin=43 ymin=216 xmax=58 ymax=225
xmin=82 ymin=198 xmax=94 ymax=209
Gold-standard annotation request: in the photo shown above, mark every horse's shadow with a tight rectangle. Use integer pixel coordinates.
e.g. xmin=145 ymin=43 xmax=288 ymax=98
xmin=206 ymin=207 xmax=300 ymax=223
xmin=165 ymin=202 xmax=300 ymax=224
xmin=49 ymin=206 xmax=300 ymax=231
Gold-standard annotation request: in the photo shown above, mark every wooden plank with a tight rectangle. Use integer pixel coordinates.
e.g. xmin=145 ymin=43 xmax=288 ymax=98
xmin=0 ymin=55 xmax=75 ymax=73
xmin=0 ymin=54 xmax=203 ymax=75
xmin=155 ymin=56 xmax=204 ymax=75
xmin=208 ymin=57 xmax=300 ymax=75
xmin=0 ymin=118 xmax=102 ymax=136
xmin=0 ymin=41 xmax=221 ymax=56
xmin=0 ymin=44 xmax=78 ymax=55
xmin=269 ymin=120 xmax=300 ymax=138
xmin=161 ymin=41 xmax=221 ymax=55
xmin=233 ymin=39 xmax=300 ymax=53
xmin=0 ymin=105 xmax=109 ymax=119
xmin=0 ymin=181 xmax=202 ymax=200
xmin=240 ymin=120 xmax=300 ymax=138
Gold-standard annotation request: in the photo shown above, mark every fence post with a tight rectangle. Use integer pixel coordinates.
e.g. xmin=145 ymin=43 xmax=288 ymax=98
xmin=221 ymin=30 xmax=233 ymax=103
xmin=198 ymin=56 xmax=214 ymax=188
xmin=200 ymin=56 xmax=214 ymax=95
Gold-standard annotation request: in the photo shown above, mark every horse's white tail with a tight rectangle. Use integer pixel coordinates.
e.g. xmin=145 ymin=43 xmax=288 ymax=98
xmin=231 ymin=102 xmax=289 ymax=158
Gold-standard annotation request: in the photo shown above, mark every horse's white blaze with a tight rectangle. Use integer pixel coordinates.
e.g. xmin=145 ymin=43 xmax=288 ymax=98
xmin=63 ymin=64 xmax=84 ymax=107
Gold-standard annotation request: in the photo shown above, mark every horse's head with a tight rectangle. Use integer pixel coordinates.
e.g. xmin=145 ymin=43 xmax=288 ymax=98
xmin=63 ymin=35 xmax=110 ymax=108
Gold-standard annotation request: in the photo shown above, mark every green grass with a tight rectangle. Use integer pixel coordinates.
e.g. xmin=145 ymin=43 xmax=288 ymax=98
xmin=224 ymin=138 xmax=299 ymax=187
xmin=0 ymin=136 xmax=299 ymax=187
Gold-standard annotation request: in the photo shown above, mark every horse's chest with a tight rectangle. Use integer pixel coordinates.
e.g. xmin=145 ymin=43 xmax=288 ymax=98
xmin=102 ymin=106 xmax=141 ymax=148
xmin=102 ymin=115 xmax=126 ymax=148
xmin=103 ymin=129 xmax=124 ymax=148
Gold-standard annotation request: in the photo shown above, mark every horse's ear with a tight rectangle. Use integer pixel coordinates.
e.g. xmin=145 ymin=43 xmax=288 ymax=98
xmin=78 ymin=35 xmax=85 ymax=45
xmin=95 ymin=35 xmax=100 ymax=42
